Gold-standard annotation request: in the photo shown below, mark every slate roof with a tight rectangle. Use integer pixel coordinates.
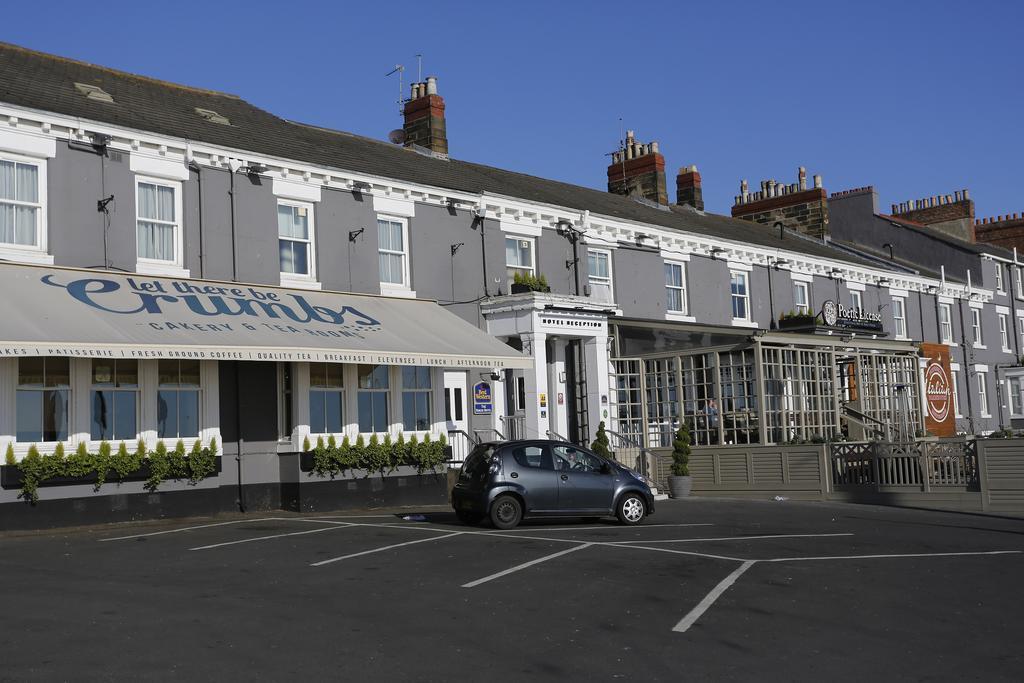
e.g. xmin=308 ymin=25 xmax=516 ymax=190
xmin=878 ymin=213 xmax=1013 ymax=259
xmin=0 ymin=42 xmax=881 ymax=268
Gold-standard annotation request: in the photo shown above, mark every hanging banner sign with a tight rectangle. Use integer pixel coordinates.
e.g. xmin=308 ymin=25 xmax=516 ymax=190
xmin=920 ymin=343 xmax=955 ymax=437
xmin=473 ymin=381 xmax=493 ymax=415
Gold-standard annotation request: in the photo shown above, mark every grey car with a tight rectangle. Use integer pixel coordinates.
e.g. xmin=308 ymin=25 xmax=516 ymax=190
xmin=450 ymin=439 xmax=655 ymax=529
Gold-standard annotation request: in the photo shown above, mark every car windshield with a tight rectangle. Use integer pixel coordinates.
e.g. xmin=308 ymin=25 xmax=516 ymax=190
xmin=461 ymin=444 xmax=497 ymax=479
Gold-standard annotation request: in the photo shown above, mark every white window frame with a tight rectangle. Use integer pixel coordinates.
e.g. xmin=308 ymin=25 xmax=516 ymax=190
xmin=0 ymin=151 xmax=50 ymax=264
xmin=850 ymin=290 xmax=863 ymax=312
xmin=505 ymin=235 xmax=536 ymax=280
xmin=1016 ymin=267 xmax=1024 ymax=299
xmin=665 ymin=261 xmax=689 ymax=316
xmin=939 ymin=303 xmax=953 ymax=344
xmin=995 ymin=264 xmax=1005 ymax=293
xmin=971 ymin=308 xmax=984 ymax=348
xmin=793 ymin=281 xmax=810 ymax=315
xmin=134 ymin=175 xmax=186 ymax=277
xmin=277 ymin=199 xmax=319 ymax=289
xmin=587 ymin=248 xmax=613 ymax=302
xmin=377 ymin=214 xmax=412 ymax=295
xmin=977 ymin=371 xmax=990 ymax=418
xmin=892 ymin=296 xmax=908 ymax=340
xmin=998 ymin=313 xmax=1010 ymax=352
xmin=730 ymin=270 xmax=751 ymax=322
xmin=1008 ymin=375 xmax=1024 ymax=418
xmin=951 ymin=368 xmax=962 ymax=418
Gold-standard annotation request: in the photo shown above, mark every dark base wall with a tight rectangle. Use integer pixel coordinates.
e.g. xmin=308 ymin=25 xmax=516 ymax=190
xmin=0 ymin=474 xmax=449 ymax=532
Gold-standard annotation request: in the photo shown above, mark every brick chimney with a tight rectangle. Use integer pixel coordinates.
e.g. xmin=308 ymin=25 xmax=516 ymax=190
xmin=676 ymin=165 xmax=704 ymax=210
xmin=402 ymin=76 xmax=448 ymax=156
xmin=889 ymin=190 xmax=974 ymax=242
xmin=974 ymin=212 xmax=1024 ymax=252
xmin=607 ymin=131 xmax=668 ymax=205
xmin=731 ymin=167 xmax=829 ymax=239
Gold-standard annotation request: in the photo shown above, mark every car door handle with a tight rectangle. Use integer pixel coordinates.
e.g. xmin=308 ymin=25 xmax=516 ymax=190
xmin=510 ymin=472 xmax=518 ymax=478
xmin=560 ymin=474 xmax=568 ymax=481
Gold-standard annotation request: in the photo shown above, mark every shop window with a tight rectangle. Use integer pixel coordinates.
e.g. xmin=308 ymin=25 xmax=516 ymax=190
xmin=136 ymin=177 xmax=183 ymax=270
xmin=939 ymin=303 xmax=953 ymax=343
xmin=357 ymin=364 xmax=390 ymax=433
xmin=587 ymin=249 xmax=613 ymax=302
xmin=730 ymin=271 xmax=749 ymax=321
xmin=793 ymin=282 xmax=810 ymax=315
xmin=971 ymin=309 xmax=984 ymax=347
xmin=16 ymin=357 xmax=69 ymax=443
xmin=157 ymin=359 xmax=200 ymax=439
xmin=309 ymin=363 xmax=344 ymax=435
xmin=278 ymin=200 xmax=315 ymax=282
xmin=665 ymin=262 xmax=687 ymax=314
xmin=401 ymin=366 xmax=432 ymax=431
xmin=505 ymin=236 xmax=535 ymax=281
xmin=91 ymin=359 xmax=139 ymax=441
xmin=892 ymin=297 xmax=907 ymax=339
xmin=378 ymin=216 xmax=409 ymax=289
xmin=0 ymin=155 xmax=44 ymax=252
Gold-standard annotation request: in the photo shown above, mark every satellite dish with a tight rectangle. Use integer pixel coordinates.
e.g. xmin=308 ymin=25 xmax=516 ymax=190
xmin=388 ymin=129 xmax=406 ymax=145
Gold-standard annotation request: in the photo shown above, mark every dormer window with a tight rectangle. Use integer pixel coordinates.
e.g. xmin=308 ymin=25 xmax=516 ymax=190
xmin=74 ymin=82 xmax=114 ymax=103
xmin=195 ymin=108 xmax=230 ymax=126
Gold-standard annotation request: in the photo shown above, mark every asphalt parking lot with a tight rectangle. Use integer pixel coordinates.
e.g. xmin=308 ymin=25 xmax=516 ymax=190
xmin=3 ymin=499 xmax=1024 ymax=682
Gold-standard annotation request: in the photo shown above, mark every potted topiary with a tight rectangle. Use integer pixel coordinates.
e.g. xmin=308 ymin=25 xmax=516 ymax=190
xmin=668 ymin=423 xmax=692 ymax=498
xmin=591 ymin=421 xmax=612 ymax=461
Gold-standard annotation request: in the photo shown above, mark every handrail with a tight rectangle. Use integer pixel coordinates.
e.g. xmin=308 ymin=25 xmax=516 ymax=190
xmin=473 ymin=428 xmax=506 ymax=442
xmin=604 ymin=428 xmax=656 ymax=478
xmin=447 ymin=429 xmax=481 ymax=446
xmin=840 ymin=404 xmax=890 ymax=440
xmin=546 ymin=429 xmax=570 ymax=442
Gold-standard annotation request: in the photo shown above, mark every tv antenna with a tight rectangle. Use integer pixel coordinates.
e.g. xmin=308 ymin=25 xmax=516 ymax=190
xmin=385 ymin=64 xmax=405 ymax=116
xmin=416 ymin=54 xmax=423 ymax=82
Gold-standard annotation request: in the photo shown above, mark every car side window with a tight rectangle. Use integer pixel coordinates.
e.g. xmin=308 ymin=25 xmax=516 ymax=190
xmin=510 ymin=445 xmax=551 ymax=470
xmin=552 ymin=446 xmax=603 ymax=473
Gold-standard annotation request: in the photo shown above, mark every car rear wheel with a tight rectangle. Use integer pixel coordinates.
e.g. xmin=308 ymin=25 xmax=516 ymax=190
xmin=455 ymin=509 xmax=483 ymax=526
xmin=489 ymin=495 xmax=522 ymax=530
xmin=616 ymin=493 xmax=646 ymax=525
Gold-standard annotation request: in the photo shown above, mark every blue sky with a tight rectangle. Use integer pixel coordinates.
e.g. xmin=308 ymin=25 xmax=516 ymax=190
xmin=4 ymin=0 xmax=1022 ymax=220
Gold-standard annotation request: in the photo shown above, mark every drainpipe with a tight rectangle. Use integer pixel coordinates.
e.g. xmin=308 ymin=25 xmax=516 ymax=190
xmin=956 ymin=297 xmax=977 ymax=434
xmin=474 ymin=201 xmax=489 ymax=297
xmin=235 ymin=362 xmax=246 ymax=513
xmin=767 ymin=258 xmax=776 ymax=329
xmin=189 ymin=159 xmax=205 ymax=278
xmin=227 ymin=160 xmax=241 ymax=282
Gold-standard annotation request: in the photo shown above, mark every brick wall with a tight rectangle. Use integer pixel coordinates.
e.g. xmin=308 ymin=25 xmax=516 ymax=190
xmin=731 ymin=188 xmax=829 ymax=239
xmin=975 ymin=214 xmax=1024 ymax=252
xmin=890 ymin=191 xmax=974 ymax=242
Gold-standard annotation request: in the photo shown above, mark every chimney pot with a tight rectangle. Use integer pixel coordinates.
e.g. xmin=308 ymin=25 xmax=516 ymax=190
xmin=425 ymin=76 xmax=437 ymax=95
xmin=813 ymin=174 xmax=822 ymax=189
xmin=891 ymin=203 xmax=897 ymax=213
xmin=650 ymin=142 xmax=659 ymax=154
xmin=963 ymin=189 xmax=970 ymax=200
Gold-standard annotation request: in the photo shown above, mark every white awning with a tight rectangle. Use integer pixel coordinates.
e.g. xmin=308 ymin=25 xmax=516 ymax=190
xmin=0 ymin=262 xmax=531 ymax=369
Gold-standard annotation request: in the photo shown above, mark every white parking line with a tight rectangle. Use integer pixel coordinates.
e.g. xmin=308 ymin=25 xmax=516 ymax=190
xmin=462 ymin=543 xmax=595 ymax=588
xmin=606 ymin=544 xmax=745 ymax=562
xmin=612 ymin=533 xmax=854 ymax=545
xmin=311 ymin=531 xmax=466 ymax=567
xmin=99 ymin=518 xmax=282 ymax=542
xmin=190 ymin=523 xmax=356 ymax=551
xmin=480 ymin=523 xmax=714 ymax=534
xmin=765 ymin=549 xmax=1023 ymax=563
xmin=672 ymin=560 xmax=756 ymax=633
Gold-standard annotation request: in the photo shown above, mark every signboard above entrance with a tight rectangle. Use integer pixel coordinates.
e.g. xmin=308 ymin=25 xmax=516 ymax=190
xmin=821 ymin=300 xmax=884 ymax=333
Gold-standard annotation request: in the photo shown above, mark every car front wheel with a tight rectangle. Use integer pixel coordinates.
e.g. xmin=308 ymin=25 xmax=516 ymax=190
xmin=616 ymin=493 xmax=646 ymax=525
xmin=489 ymin=494 xmax=523 ymax=530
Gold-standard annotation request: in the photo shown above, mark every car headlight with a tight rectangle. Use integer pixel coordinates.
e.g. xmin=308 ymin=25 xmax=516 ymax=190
xmin=627 ymin=469 xmax=650 ymax=487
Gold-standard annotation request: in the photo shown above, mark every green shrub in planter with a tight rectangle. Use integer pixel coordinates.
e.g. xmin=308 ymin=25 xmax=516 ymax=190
xmin=591 ymin=421 xmax=612 ymax=460
xmin=4 ymin=443 xmax=14 ymax=466
xmin=671 ymin=424 xmax=691 ymax=477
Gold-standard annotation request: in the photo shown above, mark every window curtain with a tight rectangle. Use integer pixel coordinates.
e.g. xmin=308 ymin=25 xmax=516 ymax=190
xmin=137 ymin=183 xmax=175 ymax=260
xmin=0 ymin=161 xmax=39 ymax=246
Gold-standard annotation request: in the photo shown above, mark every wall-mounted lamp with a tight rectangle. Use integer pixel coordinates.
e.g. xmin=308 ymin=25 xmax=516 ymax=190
xmin=710 ymin=247 xmax=728 ymax=259
xmin=634 ymin=232 xmax=654 ymax=247
xmin=829 ymin=268 xmax=844 ymax=279
xmin=926 ymin=285 xmax=939 ymax=294
xmin=241 ymin=163 xmax=268 ymax=176
xmin=882 ymin=243 xmax=895 ymax=260
xmin=556 ymin=219 xmax=584 ymax=295
xmin=451 ymin=242 xmax=464 ymax=256
xmin=348 ymin=228 xmax=365 ymax=242
xmin=773 ymin=258 xmax=791 ymax=270
xmin=878 ymin=278 xmax=892 ymax=287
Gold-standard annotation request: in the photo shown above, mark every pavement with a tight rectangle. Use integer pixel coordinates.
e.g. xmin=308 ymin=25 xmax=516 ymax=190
xmin=2 ymin=498 xmax=1024 ymax=681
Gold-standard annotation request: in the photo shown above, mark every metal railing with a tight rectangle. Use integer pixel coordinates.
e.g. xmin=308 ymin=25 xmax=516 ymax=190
xmin=829 ymin=440 xmax=978 ymax=491
xmin=604 ymin=428 xmax=657 ymax=481
xmin=446 ymin=429 xmax=479 ymax=465
xmin=500 ymin=414 xmax=526 ymax=440
xmin=473 ymin=428 xmax=505 ymax=443
xmin=546 ymin=429 xmax=570 ymax=442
